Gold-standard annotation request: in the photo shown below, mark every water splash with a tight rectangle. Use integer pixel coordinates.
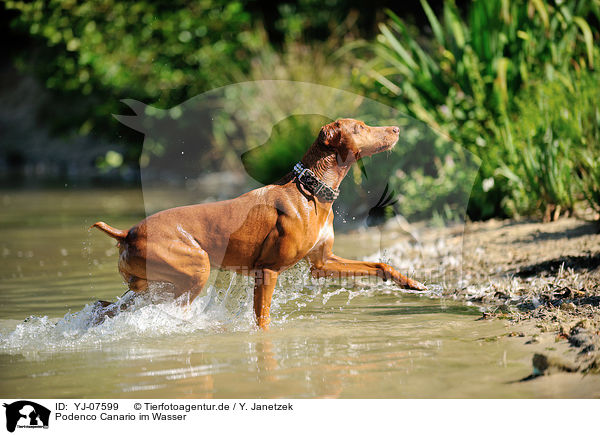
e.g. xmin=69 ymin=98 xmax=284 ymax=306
xmin=0 ymin=282 xmax=253 ymax=352
xmin=0 ymin=261 xmax=438 ymax=353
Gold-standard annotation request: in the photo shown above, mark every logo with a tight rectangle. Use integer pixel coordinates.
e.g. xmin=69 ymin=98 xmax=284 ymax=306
xmin=2 ymin=401 xmax=50 ymax=433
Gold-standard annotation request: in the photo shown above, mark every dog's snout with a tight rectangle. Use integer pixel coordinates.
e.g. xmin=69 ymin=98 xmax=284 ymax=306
xmin=392 ymin=126 xmax=399 ymax=134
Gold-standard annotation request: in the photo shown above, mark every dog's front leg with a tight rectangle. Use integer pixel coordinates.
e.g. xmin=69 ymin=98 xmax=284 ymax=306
xmin=253 ymin=269 xmax=279 ymax=330
xmin=309 ymin=254 xmax=427 ymax=290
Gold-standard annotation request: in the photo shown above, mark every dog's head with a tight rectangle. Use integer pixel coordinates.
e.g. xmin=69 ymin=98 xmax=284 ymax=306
xmin=318 ymin=119 xmax=399 ymax=166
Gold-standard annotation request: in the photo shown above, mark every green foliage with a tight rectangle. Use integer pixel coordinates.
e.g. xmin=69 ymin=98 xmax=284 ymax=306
xmin=3 ymin=0 xmax=361 ymax=172
xmin=10 ymin=0 xmax=265 ymax=97
xmin=498 ymin=72 xmax=600 ymax=219
xmin=572 ymin=71 xmax=600 ymax=216
xmin=241 ymin=114 xmax=332 ymax=185
xmin=4 ymin=0 xmax=599 ymax=222
xmin=360 ymin=0 xmax=600 ymax=219
xmin=4 ymin=0 xmax=266 ymax=132
xmin=578 ymin=149 xmax=600 ymax=215
xmin=383 ymin=122 xmax=477 ymax=222
xmin=274 ymin=0 xmax=357 ymax=41
xmin=207 ymin=42 xmax=355 ymax=173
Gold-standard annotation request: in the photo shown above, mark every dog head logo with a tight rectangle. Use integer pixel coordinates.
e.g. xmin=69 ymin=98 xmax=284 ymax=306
xmin=3 ymin=401 xmax=50 ymax=432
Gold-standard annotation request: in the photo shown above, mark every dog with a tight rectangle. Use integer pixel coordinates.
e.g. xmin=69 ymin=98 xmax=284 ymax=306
xmin=92 ymin=119 xmax=427 ymax=329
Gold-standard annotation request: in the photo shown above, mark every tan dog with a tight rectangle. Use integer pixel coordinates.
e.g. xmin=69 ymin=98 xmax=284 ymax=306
xmin=92 ymin=119 xmax=426 ymax=329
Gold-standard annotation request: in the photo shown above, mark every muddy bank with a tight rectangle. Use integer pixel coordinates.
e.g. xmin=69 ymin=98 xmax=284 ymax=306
xmin=359 ymin=216 xmax=600 ymax=377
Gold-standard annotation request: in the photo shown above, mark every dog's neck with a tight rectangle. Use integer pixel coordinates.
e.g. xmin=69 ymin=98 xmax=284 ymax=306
xmin=300 ymin=142 xmax=350 ymax=190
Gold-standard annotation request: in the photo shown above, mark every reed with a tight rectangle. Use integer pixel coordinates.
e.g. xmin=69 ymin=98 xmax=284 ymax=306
xmin=359 ymin=0 xmax=600 ymax=220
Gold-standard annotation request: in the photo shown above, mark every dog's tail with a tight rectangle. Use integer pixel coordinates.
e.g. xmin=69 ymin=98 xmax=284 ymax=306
xmin=90 ymin=221 xmax=128 ymax=240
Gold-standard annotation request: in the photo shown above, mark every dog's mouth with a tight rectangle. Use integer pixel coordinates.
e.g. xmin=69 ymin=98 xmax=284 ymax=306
xmin=358 ymin=127 xmax=399 ymax=157
xmin=376 ymin=138 xmax=398 ymax=153
xmin=382 ymin=129 xmax=400 ymax=151
xmin=366 ymin=143 xmax=392 ymax=157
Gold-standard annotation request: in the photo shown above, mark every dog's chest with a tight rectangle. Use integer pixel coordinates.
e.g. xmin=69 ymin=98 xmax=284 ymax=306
xmin=306 ymin=209 xmax=333 ymax=251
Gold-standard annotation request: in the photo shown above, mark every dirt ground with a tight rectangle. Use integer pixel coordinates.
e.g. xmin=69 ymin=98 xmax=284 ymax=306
xmin=369 ymin=216 xmax=600 ymax=377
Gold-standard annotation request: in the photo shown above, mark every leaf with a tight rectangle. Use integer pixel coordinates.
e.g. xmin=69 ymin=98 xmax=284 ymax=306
xmin=368 ymin=69 xmax=401 ymax=95
xmin=386 ymin=9 xmax=437 ymax=75
xmin=495 ymin=57 xmax=510 ymax=107
xmin=444 ymin=2 xmax=465 ymax=49
xmin=572 ymin=16 xmax=594 ymax=67
xmin=531 ymin=0 xmax=550 ymax=29
xmin=378 ymin=23 xmax=418 ymax=70
xmin=420 ymin=0 xmax=445 ymax=46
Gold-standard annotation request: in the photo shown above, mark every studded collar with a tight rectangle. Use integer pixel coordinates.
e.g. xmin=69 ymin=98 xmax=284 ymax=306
xmin=292 ymin=162 xmax=340 ymax=202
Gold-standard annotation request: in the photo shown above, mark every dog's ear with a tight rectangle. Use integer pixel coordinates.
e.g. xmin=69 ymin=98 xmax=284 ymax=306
xmin=319 ymin=121 xmax=359 ymax=165
xmin=318 ymin=122 xmax=341 ymax=147
xmin=337 ymin=140 xmax=360 ymax=165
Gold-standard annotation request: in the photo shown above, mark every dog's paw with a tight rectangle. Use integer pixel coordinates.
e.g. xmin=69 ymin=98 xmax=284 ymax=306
xmin=394 ymin=276 xmax=427 ymax=291
xmin=408 ymin=279 xmax=428 ymax=291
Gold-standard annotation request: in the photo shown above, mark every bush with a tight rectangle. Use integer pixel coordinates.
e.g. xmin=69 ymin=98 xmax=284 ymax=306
xmin=358 ymin=0 xmax=600 ymax=219
xmin=4 ymin=0 xmax=267 ymax=140
xmin=498 ymin=71 xmax=600 ymax=220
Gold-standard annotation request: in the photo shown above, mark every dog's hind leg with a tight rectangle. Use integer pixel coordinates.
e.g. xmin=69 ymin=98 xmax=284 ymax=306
xmin=162 ymin=248 xmax=211 ymax=306
xmin=127 ymin=276 xmax=148 ymax=293
xmin=91 ymin=276 xmax=148 ymax=325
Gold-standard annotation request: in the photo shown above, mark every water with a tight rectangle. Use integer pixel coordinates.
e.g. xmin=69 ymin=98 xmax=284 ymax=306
xmin=1 ymin=189 xmax=598 ymax=398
